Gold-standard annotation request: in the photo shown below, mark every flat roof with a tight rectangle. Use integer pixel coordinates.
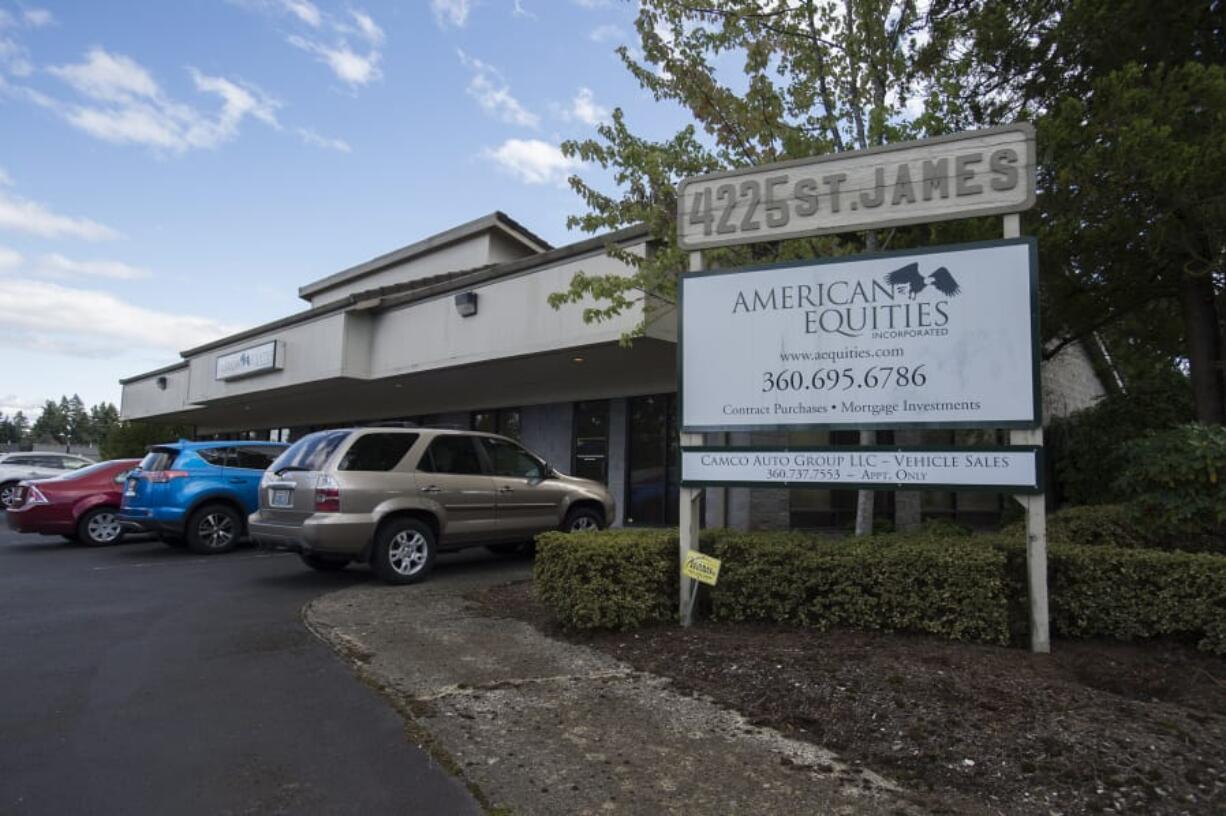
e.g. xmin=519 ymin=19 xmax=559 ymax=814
xmin=119 ymin=222 xmax=650 ymax=384
xmin=297 ymin=211 xmax=553 ymax=301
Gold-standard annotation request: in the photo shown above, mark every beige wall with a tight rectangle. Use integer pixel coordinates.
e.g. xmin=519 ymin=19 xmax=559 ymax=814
xmin=121 ymin=365 xmax=197 ymax=421
xmin=306 ymin=237 xmax=496 ymax=307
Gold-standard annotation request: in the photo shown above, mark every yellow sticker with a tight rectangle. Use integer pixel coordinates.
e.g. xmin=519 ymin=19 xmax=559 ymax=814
xmin=682 ymin=551 xmax=722 ymax=586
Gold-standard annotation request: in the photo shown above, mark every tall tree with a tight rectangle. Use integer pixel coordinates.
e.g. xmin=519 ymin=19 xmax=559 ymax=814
xmin=88 ymin=402 xmax=121 ymax=445
xmin=30 ymin=400 xmax=67 ymax=445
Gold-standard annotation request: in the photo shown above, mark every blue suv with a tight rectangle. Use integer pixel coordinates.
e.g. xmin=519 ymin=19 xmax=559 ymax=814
xmin=119 ymin=440 xmax=288 ymax=554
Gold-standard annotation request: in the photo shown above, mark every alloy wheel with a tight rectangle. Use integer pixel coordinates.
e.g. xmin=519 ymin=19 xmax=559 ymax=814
xmin=570 ymin=515 xmax=599 ymax=532
xmin=198 ymin=513 xmax=235 ymax=549
xmin=87 ymin=512 xmax=122 ymax=544
xmin=387 ymin=530 xmax=428 ymax=576
xmin=0 ymin=485 xmax=16 ymax=507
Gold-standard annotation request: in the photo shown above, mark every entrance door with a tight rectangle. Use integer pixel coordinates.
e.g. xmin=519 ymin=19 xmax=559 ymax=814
xmin=626 ymin=394 xmax=679 ymax=526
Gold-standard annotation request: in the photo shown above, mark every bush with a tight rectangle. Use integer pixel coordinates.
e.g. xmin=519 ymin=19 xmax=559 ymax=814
xmin=534 ymin=529 xmax=677 ymax=630
xmin=1007 ymin=504 xmax=1156 ymax=549
xmin=534 ymin=527 xmax=1226 ymax=655
xmin=1114 ymin=423 xmax=1226 ymax=546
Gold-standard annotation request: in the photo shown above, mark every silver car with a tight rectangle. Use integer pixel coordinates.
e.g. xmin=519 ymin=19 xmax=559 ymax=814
xmin=0 ymin=451 xmax=95 ymax=507
xmin=249 ymin=427 xmax=614 ymax=584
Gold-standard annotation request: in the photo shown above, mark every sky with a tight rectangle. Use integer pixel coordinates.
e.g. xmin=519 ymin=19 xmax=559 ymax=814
xmin=0 ymin=0 xmax=690 ymax=418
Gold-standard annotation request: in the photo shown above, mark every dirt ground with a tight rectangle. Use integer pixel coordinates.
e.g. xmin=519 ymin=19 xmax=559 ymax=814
xmin=471 ymin=580 xmax=1226 ymax=816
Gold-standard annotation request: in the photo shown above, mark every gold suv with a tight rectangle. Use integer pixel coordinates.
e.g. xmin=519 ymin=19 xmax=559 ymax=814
xmin=249 ymin=427 xmax=614 ymax=584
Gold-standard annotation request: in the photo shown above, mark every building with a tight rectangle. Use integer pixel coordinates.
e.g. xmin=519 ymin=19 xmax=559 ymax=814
xmin=120 ymin=212 xmax=1106 ymax=530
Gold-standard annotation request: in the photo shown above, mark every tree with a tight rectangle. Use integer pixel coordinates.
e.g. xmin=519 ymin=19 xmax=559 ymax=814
xmin=29 ymin=400 xmax=67 ymax=446
xmin=10 ymin=411 xmax=29 ymax=443
xmin=88 ymin=402 xmax=120 ymax=445
xmin=99 ymin=421 xmax=193 ymax=461
xmin=63 ymin=394 xmax=90 ymax=445
xmin=553 ymin=0 xmax=952 ymax=533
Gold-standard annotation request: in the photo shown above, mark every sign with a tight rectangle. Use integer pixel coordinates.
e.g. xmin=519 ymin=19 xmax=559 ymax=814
xmin=681 ymin=446 xmax=1042 ymax=494
xmin=677 ymin=124 xmax=1034 ymax=250
xmin=679 ymin=238 xmax=1038 ymax=432
xmin=682 ymin=551 xmax=722 ymax=586
xmin=215 ymin=340 xmax=283 ymax=381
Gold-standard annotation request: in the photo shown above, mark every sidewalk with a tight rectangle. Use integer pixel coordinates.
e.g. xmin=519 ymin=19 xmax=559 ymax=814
xmin=304 ymin=561 xmax=920 ymax=815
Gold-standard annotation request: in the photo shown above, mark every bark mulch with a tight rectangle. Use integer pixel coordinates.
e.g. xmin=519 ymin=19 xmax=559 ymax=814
xmin=470 ymin=579 xmax=1226 ymax=816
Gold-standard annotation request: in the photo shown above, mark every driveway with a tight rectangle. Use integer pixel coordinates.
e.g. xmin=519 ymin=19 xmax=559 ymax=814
xmin=0 ymin=528 xmax=489 ymax=815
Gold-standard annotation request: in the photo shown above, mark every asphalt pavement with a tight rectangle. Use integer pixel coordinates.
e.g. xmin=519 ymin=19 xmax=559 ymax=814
xmin=0 ymin=527 xmax=484 ymax=816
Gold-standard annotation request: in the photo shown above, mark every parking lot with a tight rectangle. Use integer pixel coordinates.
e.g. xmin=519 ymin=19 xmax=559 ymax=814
xmin=0 ymin=528 xmax=496 ymax=815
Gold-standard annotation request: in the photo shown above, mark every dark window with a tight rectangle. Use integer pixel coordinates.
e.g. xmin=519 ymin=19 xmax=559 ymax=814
xmin=232 ymin=445 xmax=282 ymax=471
xmin=197 ymin=447 xmax=233 ymax=467
xmin=55 ymin=461 xmax=112 ymax=480
xmin=478 ymin=437 xmax=543 ymax=479
xmin=471 ymin=408 xmax=521 ymax=440
xmin=139 ymin=448 xmax=180 ymax=472
xmin=60 ymin=457 xmax=91 ymax=469
xmin=270 ymin=430 xmax=349 ymax=473
xmin=471 ymin=411 xmax=496 ymax=433
xmin=626 ymin=394 xmax=678 ymax=526
xmin=339 ymin=433 xmax=419 ymax=472
xmin=420 ymin=435 xmax=485 ymax=475
xmin=4 ymin=455 xmax=36 ymax=465
xmin=572 ymin=400 xmax=609 ymax=484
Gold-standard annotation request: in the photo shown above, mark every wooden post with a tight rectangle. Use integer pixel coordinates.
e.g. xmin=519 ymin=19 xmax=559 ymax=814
xmin=679 ymin=250 xmax=705 ymax=626
xmin=1004 ymin=212 xmax=1050 ymax=654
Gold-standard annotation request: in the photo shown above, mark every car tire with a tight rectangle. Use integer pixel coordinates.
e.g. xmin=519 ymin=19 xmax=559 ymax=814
xmin=300 ymin=553 xmax=350 ymax=572
xmin=186 ymin=503 xmax=242 ymax=555
xmin=562 ymin=506 xmax=604 ymax=533
xmin=0 ymin=482 xmax=18 ymax=508
xmin=78 ymin=507 xmax=125 ymax=547
xmin=371 ymin=518 xmax=435 ymax=585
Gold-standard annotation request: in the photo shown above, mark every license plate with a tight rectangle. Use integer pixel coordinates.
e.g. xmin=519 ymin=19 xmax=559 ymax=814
xmin=269 ymin=488 xmax=293 ymax=508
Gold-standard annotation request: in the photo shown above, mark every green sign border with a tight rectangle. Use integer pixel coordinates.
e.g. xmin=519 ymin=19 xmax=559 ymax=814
xmin=677 ymin=236 xmax=1042 ymax=433
xmin=679 ymin=444 xmax=1045 ymax=494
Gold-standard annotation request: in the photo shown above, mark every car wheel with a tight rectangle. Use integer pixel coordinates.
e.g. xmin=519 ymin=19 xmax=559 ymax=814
xmin=78 ymin=507 xmax=125 ymax=547
xmin=300 ymin=553 xmax=350 ymax=572
xmin=0 ymin=482 xmax=18 ymax=508
xmin=371 ymin=518 xmax=435 ymax=585
xmin=187 ymin=504 xmax=242 ymax=555
xmin=563 ymin=506 xmax=604 ymax=533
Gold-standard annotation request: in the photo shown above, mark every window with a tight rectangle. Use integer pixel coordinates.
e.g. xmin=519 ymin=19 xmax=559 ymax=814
xmin=61 ymin=457 xmax=91 ymax=470
xmin=626 ymin=394 xmax=678 ymax=526
xmin=197 ymin=447 xmax=233 ymax=467
xmin=232 ymin=445 xmax=283 ymax=471
xmin=419 ymin=435 xmax=485 ymax=475
xmin=54 ymin=461 xmax=112 ymax=480
xmin=478 ymin=437 xmax=543 ymax=480
xmin=139 ymin=448 xmax=180 ymax=472
xmin=339 ymin=433 xmax=419 ymax=472
xmin=270 ymin=430 xmax=349 ymax=473
xmin=4 ymin=455 xmax=36 ymax=466
xmin=471 ymin=408 xmax=521 ymax=441
xmin=572 ymin=400 xmax=609 ymax=484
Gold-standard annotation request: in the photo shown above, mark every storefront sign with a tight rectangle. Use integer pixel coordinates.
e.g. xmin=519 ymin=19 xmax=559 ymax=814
xmin=682 ymin=551 xmax=722 ymax=585
xmin=215 ymin=340 xmax=283 ymax=381
xmin=681 ymin=446 xmax=1042 ymax=493
xmin=677 ymin=124 xmax=1035 ymax=250
xmin=679 ymin=238 xmax=1039 ymax=431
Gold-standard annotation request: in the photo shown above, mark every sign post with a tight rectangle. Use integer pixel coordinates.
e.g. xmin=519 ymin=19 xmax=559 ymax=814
xmin=674 ymin=124 xmax=1049 ymax=652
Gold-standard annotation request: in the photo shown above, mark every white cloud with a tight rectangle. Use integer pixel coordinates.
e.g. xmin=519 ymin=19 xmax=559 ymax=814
xmin=0 ymin=188 xmax=118 ymax=241
xmin=287 ymin=34 xmax=381 ymax=87
xmin=0 ymin=245 xmax=21 ymax=270
xmin=589 ymin=24 xmax=624 ymax=43
xmin=432 ymin=0 xmax=470 ymax=28
xmin=34 ymin=253 xmax=151 ymax=281
xmin=0 ymin=393 xmax=41 ymax=416
xmin=483 ymin=138 xmax=581 ymax=186
xmin=512 ymin=0 xmax=536 ymax=19
xmin=347 ymin=10 xmax=383 ymax=45
xmin=572 ymin=0 xmax=611 ymax=7
xmin=297 ymin=127 xmax=351 ymax=152
xmin=0 ymin=279 xmax=241 ymax=356
xmin=37 ymin=48 xmax=280 ymax=153
xmin=0 ymin=36 xmax=32 ymax=76
xmin=282 ymin=0 xmax=321 ymax=27
xmin=458 ymin=50 xmax=539 ymax=128
xmin=567 ymin=87 xmax=608 ymax=126
xmin=22 ymin=8 xmax=55 ymax=28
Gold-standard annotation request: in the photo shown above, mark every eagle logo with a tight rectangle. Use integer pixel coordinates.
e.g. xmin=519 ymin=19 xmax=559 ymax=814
xmin=884 ymin=263 xmax=961 ymax=300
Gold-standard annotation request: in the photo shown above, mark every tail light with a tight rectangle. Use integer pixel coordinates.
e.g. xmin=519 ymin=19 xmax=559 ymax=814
xmin=146 ymin=470 xmax=189 ymax=484
xmin=314 ymin=474 xmax=340 ymax=513
xmin=27 ymin=485 xmax=49 ymax=506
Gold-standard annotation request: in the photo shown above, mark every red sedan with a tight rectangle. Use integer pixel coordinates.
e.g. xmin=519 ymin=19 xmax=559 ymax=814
xmin=6 ymin=459 xmax=141 ymax=546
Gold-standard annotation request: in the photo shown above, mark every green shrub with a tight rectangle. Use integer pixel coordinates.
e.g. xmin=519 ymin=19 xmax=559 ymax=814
xmin=1114 ymin=423 xmax=1226 ymax=546
xmin=1007 ymin=504 xmax=1155 ymax=549
xmin=534 ymin=529 xmax=677 ymax=630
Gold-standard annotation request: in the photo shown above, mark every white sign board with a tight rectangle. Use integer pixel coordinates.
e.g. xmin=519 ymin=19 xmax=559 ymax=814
xmin=215 ymin=340 xmax=283 ymax=381
xmin=681 ymin=446 xmax=1042 ymax=493
xmin=680 ymin=239 xmax=1038 ymax=431
xmin=677 ymin=124 xmax=1035 ymax=250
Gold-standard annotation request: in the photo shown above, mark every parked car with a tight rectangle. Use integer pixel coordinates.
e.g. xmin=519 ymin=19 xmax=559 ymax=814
xmin=249 ymin=427 xmax=614 ymax=584
xmin=5 ymin=459 xmax=141 ymax=545
xmin=118 ymin=440 xmax=288 ymax=554
xmin=0 ymin=451 xmax=96 ymax=507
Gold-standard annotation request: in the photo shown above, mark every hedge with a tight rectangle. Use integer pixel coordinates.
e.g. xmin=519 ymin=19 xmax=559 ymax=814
xmin=534 ymin=528 xmax=1226 ymax=655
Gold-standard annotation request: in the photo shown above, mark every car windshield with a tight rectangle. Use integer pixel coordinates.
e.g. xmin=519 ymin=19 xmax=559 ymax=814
xmin=269 ymin=431 xmax=349 ymax=474
xmin=139 ymin=448 xmax=180 ymax=472
xmin=52 ymin=461 xmax=126 ymax=481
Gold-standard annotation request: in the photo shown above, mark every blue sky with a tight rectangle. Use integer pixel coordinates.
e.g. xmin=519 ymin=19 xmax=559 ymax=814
xmin=0 ymin=0 xmax=687 ymax=417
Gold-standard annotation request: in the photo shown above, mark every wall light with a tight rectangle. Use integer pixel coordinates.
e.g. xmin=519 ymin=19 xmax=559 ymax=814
xmin=455 ymin=291 xmax=478 ymax=318
xmin=572 ymin=356 xmax=585 ymax=364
